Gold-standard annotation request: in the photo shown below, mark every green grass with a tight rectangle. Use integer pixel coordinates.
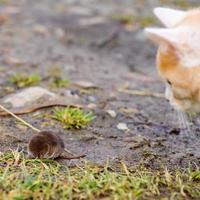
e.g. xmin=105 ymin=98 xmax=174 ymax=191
xmin=137 ymin=16 xmax=156 ymax=28
xmin=53 ymin=107 xmax=94 ymax=129
xmin=174 ymin=0 xmax=190 ymax=8
xmin=111 ymin=14 xmax=156 ymax=28
xmin=1 ymin=151 xmax=200 ymax=200
xmin=49 ymin=77 xmax=69 ymax=88
xmin=0 ymin=0 xmax=9 ymax=5
xmin=48 ymin=65 xmax=69 ymax=88
xmin=9 ymin=73 xmax=41 ymax=88
xmin=112 ymin=13 xmax=135 ymax=25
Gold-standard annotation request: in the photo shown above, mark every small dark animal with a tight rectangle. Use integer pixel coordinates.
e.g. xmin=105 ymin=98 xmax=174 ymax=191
xmin=28 ymin=131 xmax=85 ymax=159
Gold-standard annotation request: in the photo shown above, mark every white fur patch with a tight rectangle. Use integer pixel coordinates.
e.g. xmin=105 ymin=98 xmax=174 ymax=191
xmin=176 ymin=27 xmax=200 ymax=67
xmin=154 ymin=7 xmax=186 ymax=27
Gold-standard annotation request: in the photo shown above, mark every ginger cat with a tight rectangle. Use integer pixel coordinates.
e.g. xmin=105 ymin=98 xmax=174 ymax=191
xmin=145 ymin=7 xmax=200 ymax=113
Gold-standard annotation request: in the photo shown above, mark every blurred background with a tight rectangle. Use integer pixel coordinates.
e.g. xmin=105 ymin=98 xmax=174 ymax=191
xmin=0 ymin=0 xmax=200 ymax=134
xmin=0 ymin=0 xmax=200 ymax=164
xmin=0 ymin=0 xmax=199 ymax=85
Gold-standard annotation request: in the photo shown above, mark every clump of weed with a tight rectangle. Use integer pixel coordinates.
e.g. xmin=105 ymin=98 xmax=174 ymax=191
xmin=112 ymin=13 xmax=156 ymax=28
xmin=53 ymin=107 xmax=94 ymax=129
xmin=48 ymin=65 xmax=62 ymax=78
xmin=48 ymin=65 xmax=69 ymax=88
xmin=138 ymin=16 xmax=156 ymax=28
xmin=112 ymin=13 xmax=134 ymax=25
xmin=174 ymin=0 xmax=189 ymax=8
xmin=0 ymin=0 xmax=9 ymax=5
xmin=49 ymin=77 xmax=69 ymax=88
xmin=9 ymin=73 xmax=41 ymax=88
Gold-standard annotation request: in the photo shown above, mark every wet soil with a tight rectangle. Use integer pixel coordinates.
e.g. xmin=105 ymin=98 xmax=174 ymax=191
xmin=0 ymin=0 xmax=200 ymax=169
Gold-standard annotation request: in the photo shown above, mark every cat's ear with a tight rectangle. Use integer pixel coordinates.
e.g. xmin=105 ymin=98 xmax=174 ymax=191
xmin=153 ymin=7 xmax=186 ymax=27
xmin=144 ymin=27 xmax=181 ymax=49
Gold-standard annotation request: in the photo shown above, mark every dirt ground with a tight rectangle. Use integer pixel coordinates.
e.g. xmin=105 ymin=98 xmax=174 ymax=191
xmin=0 ymin=0 xmax=200 ymax=170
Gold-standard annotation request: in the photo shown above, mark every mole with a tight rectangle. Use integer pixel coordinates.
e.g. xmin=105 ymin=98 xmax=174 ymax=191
xmin=28 ymin=131 xmax=85 ymax=159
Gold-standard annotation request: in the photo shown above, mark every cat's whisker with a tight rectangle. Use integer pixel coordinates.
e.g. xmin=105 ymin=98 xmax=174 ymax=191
xmin=170 ymin=110 xmax=177 ymax=127
xmin=182 ymin=112 xmax=187 ymax=127
xmin=179 ymin=112 xmax=187 ymax=135
xmin=173 ymin=110 xmax=180 ymax=128
xmin=178 ymin=111 xmax=194 ymax=137
xmin=177 ymin=111 xmax=182 ymax=128
xmin=176 ymin=111 xmax=185 ymax=134
xmin=187 ymin=112 xmax=195 ymax=136
xmin=183 ymin=114 xmax=190 ymax=135
xmin=164 ymin=109 xmax=174 ymax=126
xmin=146 ymin=7 xmax=200 ymax=138
xmin=185 ymin=113 xmax=191 ymax=130
xmin=181 ymin=112 xmax=188 ymax=129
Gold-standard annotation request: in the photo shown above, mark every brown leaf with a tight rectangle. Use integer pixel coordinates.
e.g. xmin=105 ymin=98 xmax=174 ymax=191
xmin=33 ymin=24 xmax=49 ymax=36
xmin=0 ymin=100 xmax=83 ymax=116
xmin=118 ymin=88 xmax=164 ymax=98
xmin=73 ymin=80 xmax=99 ymax=89
xmin=119 ymin=107 xmax=139 ymax=114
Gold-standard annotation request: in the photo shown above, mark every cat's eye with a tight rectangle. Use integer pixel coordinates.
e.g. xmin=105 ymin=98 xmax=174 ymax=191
xmin=167 ymin=80 xmax=172 ymax=85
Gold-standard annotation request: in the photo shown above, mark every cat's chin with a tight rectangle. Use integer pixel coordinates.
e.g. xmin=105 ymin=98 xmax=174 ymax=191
xmin=172 ymin=102 xmax=200 ymax=114
xmin=169 ymin=98 xmax=191 ymax=112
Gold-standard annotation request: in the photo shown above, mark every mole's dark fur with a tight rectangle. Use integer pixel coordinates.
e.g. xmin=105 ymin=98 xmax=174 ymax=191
xmin=28 ymin=131 xmax=86 ymax=160
xmin=28 ymin=131 xmax=65 ymax=159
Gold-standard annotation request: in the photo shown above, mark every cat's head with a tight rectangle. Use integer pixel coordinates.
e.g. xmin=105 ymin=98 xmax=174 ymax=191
xmin=145 ymin=7 xmax=200 ymax=113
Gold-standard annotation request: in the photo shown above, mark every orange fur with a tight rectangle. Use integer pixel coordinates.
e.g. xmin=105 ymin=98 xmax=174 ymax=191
xmin=146 ymin=8 xmax=200 ymax=112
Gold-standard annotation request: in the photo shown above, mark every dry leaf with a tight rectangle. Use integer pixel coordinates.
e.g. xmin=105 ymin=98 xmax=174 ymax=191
xmin=3 ymin=57 xmax=25 ymax=66
xmin=33 ymin=24 xmax=49 ymax=36
xmin=119 ymin=107 xmax=139 ymax=114
xmin=118 ymin=88 xmax=164 ymax=98
xmin=73 ymin=80 xmax=98 ymax=89
xmin=0 ymin=100 xmax=82 ymax=116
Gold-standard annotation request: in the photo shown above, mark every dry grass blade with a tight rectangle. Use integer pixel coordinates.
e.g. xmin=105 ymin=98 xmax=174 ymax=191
xmin=0 ymin=104 xmax=40 ymax=132
xmin=119 ymin=88 xmax=165 ymax=98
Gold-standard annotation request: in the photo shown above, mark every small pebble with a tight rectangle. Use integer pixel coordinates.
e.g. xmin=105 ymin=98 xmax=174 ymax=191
xmin=106 ymin=110 xmax=117 ymax=118
xmin=88 ymin=96 xmax=96 ymax=102
xmin=117 ymin=123 xmax=129 ymax=131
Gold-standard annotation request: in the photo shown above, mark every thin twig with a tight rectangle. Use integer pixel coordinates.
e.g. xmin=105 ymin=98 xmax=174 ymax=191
xmin=118 ymin=89 xmax=165 ymax=98
xmin=0 ymin=104 xmax=40 ymax=132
